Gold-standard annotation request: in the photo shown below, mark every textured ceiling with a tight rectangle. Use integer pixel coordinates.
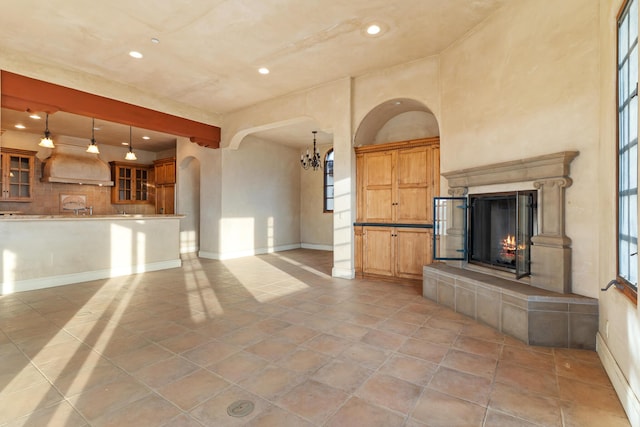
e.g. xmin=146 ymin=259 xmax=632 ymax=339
xmin=0 ymin=0 xmax=505 ymax=116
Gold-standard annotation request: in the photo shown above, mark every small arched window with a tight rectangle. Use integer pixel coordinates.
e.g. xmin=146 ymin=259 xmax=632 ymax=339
xmin=324 ymin=149 xmax=334 ymax=212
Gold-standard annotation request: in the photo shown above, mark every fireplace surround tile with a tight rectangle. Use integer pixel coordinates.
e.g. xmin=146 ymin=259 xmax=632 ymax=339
xmin=423 ymin=264 xmax=598 ymax=349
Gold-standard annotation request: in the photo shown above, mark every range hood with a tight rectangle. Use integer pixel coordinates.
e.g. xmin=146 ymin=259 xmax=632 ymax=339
xmin=41 ymin=143 xmax=114 ymax=186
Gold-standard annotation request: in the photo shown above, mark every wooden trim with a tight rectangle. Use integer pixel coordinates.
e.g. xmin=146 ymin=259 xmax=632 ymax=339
xmin=354 ymin=137 xmax=439 ymax=154
xmin=1 ymin=71 xmax=221 ymax=148
xmin=0 ymin=147 xmax=38 ymax=156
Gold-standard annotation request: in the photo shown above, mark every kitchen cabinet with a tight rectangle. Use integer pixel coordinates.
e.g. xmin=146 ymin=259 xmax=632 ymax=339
xmin=154 ymin=158 xmax=175 ymax=214
xmin=154 ymin=157 xmax=176 ymax=185
xmin=110 ymin=161 xmax=152 ymax=204
xmin=0 ymin=148 xmax=36 ymax=202
xmin=354 ymin=137 xmax=439 ymax=280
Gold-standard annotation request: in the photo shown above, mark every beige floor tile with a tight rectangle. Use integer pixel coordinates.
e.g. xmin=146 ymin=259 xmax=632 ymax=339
xmin=378 ymin=353 xmax=437 ymax=386
xmin=276 ymin=348 xmax=330 ymax=374
xmin=133 ymin=356 xmax=199 ymax=388
xmin=67 ymin=376 xmax=150 ymax=422
xmin=361 ymin=329 xmax=407 ymax=351
xmin=412 ymin=389 xmax=486 ymax=427
xmin=274 ymin=324 xmax=319 ymax=344
xmin=440 ymin=349 xmax=498 ymax=379
xmin=398 ymin=338 xmax=449 ymax=363
xmin=496 ymin=360 xmax=560 ymax=397
xmin=428 ymin=366 xmax=492 ymax=406
xmin=356 ymin=373 xmax=422 ymax=414
xmin=244 ymin=405 xmax=315 ymax=427
xmin=238 ymin=365 xmax=304 ymax=400
xmin=182 ymin=340 xmax=241 ymax=366
xmin=110 ymin=343 xmax=174 ymax=373
xmin=208 ymin=350 xmax=269 ymax=382
xmin=303 ymin=333 xmax=352 ymax=356
xmin=4 ymin=400 xmax=88 ymax=427
xmin=157 ymin=368 xmax=229 ymax=410
xmin=453 ymin=335 xmax=502 ymax=359
xmin=489 ymin=382 xmax=562 ymax=426
xmin=277 ymin=379 xmax=349 ymax=424
xmin=190 ymin=385 xmax=270 ymax=426
xmin=326 ymin=397 xmax=405 ymax=427
xmin=0 ymin=383 xmax=64 ymax=425
xmin=0 ymin=249 xmax=629 ymax=426
xmin=312 ymin=359 xmax=373 ymax=393
xmin=91 ymin=393 xmax=181 ymax=427
xmin=244 ymin=336 xmax=298 ymax=362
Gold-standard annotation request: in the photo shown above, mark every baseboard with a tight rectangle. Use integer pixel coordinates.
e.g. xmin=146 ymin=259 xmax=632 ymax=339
xmin=597 ymin=332 xmax=640 ymax=426
xmin=200 ymin=244 xmax=303 ymax=261
xmin=1 ymin=259 xmax=182 ymax=295
xmin=301 ymin=243 xmax=333 ymax=251
xmin=332 ymin=267 xmax=355 ymax=279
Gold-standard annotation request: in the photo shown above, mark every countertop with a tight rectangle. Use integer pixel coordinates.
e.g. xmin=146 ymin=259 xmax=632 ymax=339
xmin=0 ymin=214 xmax=185 ymax=221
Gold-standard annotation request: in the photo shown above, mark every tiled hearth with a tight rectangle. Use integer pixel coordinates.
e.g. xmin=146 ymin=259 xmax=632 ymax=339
xmin=423 ymin=265 xmax=598 ymax=349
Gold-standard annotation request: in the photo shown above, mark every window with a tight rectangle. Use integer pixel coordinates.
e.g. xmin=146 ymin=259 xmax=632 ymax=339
xmin=324 ymin=149 xmax=334 ymax=212
xmin=617 ymin=0 xmax=639 ymax=302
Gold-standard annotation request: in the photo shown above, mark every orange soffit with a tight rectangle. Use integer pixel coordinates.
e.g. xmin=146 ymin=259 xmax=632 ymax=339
xmin=0 ymin=70 xmax=221 ymax=149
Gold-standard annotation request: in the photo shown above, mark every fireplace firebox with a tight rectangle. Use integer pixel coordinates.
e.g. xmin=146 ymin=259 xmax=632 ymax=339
xmin=468 ymin=191 xmax=537 ymax=278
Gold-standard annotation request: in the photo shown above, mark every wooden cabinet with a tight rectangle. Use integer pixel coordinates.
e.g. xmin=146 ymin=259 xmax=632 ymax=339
xmin=0 ymin=148 xmax=36 ymax=202
xmin=357 ymin=140 xmax=439 ymax=224
xmin=354 ymin=138 xmax=439 ymax=280
xmin=110 ymin=162 xmax=152 ymax=204
xmin=154 ymin=157 xmax=176 ymax=185
xmin=154 ymin=158 xmax=176 ymax=214
xmin=356 ymin=226 xmax=433 ymax=280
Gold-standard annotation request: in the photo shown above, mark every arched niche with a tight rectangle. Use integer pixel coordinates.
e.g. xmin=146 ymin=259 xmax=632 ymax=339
xmin=354 ymin=98 xmax=439 ymax=146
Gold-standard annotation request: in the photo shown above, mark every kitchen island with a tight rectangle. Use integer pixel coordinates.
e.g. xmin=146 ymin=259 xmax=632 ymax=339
xmin=0 ymin=214 xmax=184 ymax=294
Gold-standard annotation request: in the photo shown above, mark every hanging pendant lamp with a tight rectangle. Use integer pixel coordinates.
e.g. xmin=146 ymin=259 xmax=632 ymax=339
xmin=86 ymin=118 xmax=100 ymax=154
xmin=125 ymin=126 xmax=137 ymax=160
xmin=38 ymin=113 xmax=54 ymax=148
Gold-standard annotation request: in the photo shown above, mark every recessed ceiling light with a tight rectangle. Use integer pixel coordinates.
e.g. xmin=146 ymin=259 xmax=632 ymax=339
xmin=29 ymin=114 xmax=41 ymax=120
xmin=363 ymin=22 xmax=387 ymax=37
xmin=151 ymin=37 xmax=160 ymax=44
xmin=129 ymin=51 xmax=143 ymax=59
xmin=367 ymin=24 xmax=381 ymax=35
xmin=121 ymin=142 xmax=129 ymax=146
xmin=142 ymin=136 xmax=150 ymax=140
xmin=14 ymin=124 xmax=25 ymax=129
xmin=258 ymin=67 xmax=270 ymax=75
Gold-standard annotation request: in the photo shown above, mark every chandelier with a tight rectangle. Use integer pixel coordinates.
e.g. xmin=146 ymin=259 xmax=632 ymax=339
xmin=300 ymin=131 xmax=322 ymax=170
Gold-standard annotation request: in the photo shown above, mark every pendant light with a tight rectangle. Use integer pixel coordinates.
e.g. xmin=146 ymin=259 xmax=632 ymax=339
xmin=125 ymin=126 xmax=137 ymax=160
xmin=86 ymin=118 xmax=100 ymax=154
xmin=39 ymin=113 xmax=54 ymax=148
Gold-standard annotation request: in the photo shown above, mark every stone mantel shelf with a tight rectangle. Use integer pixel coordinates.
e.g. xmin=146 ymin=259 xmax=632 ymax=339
xmin=442 ymin=151 xmax=579 ymax=188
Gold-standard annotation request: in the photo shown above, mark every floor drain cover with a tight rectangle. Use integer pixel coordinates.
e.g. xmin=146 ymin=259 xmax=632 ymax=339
xmin=227 ymin=400 xmax=255 ymax=417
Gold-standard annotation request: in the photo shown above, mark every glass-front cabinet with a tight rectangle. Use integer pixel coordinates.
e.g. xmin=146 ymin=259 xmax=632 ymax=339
xmin=110 ymin=161 xmax=151 ymax=204
xmin=0 ymin=148 xmax=36 ymax=202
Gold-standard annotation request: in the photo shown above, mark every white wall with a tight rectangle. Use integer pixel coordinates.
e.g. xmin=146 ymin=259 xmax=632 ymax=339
xmin=598 ymin=0 xmax=640 ymax=425
xmin=300 ymin=143 xmax=333 ymax=249
xmin=375 ymin=111 xmax=440 ymax=144
xmin=218 ymin=136 xmax=301 ymax=258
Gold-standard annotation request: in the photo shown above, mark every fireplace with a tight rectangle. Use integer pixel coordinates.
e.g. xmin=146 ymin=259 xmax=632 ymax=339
xmin=424 ymin=152 xmax=599 ymax=349
xmin=469 ymin=191 xmax=537 ymax=278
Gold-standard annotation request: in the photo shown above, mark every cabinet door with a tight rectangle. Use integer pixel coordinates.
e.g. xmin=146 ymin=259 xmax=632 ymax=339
xmin=362 ymin=151 xmax=394 ymax=222
xmin=155 ymin=164 xmax=166 ymax=185
xmin=156 ymin=184 xmax=175 ymax=214
xmin=363 ymin=226 xmax=394 ymax=277
xmin=395 ymin=228 xmax=432 ymax=279
xmin=0 ymin=151 xmax=35 ymax=201
xmin=396 ymin=146 xmax=432 ymax=223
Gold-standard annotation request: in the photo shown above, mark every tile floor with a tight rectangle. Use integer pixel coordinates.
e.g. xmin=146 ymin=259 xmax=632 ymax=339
xmin=0 ymin=249 xmax=630 ymax=426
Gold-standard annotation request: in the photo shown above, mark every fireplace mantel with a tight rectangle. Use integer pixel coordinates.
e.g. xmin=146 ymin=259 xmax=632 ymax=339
xmin=441 ymin=151 xmax=579 ymax=294
xmin=442 ymin=151 xmax=579 ymax=189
